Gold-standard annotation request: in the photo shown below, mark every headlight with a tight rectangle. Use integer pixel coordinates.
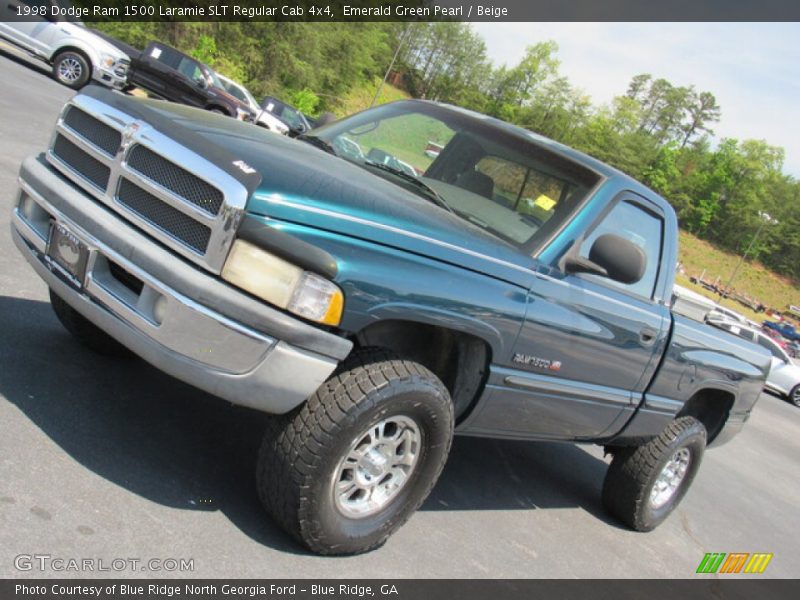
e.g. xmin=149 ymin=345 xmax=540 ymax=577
xmin=100 ymin=53 xmax=115 ymax=69
xmin=235 ymin=107 xmax=252 ymax=121
xmin=222 ymin=240 xmax=344 ymax=326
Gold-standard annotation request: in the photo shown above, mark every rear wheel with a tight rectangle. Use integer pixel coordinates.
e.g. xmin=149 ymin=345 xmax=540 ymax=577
xmin=256 ymin=347 xmax=453 ymax=554
xmin=602 ymin=416 xmax=706 ymax=531
xmin=50 ymin=289 xmax=131 ymax=358
xmin=52 ymin=51 xmax=90 ymax=89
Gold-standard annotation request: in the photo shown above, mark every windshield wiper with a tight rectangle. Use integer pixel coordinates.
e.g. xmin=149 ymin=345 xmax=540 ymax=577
xmin=298 ymin=134 xmax=336 ymax=155
xmin=363 ymin=161 xmax=455 ymax=214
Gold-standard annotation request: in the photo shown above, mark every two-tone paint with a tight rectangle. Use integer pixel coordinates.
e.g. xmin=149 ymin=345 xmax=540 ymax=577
xmin=20 ymin=89 xmax=772 ymax=445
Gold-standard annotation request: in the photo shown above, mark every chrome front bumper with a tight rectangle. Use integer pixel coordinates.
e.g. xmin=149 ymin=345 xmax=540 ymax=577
xmin=93 ymin=65 xmax=127 ymax=90
xmin=11 ymin=155 xmax=351 ymax=414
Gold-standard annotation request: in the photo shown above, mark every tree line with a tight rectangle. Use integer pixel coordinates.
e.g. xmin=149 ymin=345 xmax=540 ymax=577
xmin=94 ymin=21 xmax=800 ymax=283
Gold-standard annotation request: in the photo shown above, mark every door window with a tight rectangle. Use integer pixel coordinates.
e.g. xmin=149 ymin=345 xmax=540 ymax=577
xmin=177 ymin=57 xmax=202 ymax=82
xmin=579 ymin=199 xmax=663 ymax=299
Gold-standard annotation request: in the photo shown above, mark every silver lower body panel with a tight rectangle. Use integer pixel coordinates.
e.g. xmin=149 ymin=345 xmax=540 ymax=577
xmin=11 ymin=162 xmax=345 ymax=414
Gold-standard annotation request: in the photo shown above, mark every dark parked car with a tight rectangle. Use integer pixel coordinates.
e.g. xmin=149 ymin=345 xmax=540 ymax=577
xmin=121 ymin=41 xmax=256 ymax=121
xmin=762 ymin=319 xmax=800 ymax=342
xmin=259 ymin=95 xmax=313 ymax=136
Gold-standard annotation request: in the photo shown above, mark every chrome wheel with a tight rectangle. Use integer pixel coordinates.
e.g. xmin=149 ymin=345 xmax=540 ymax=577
xmin=649 ymin=448 xmax=691 ymax=509
xmin=333 ymin=415 xmax=421 ymax=519
xmin=57 ymin=57 xmax=83 ymax=84
xmin=792 ymin=386 xmax=800 ymax=406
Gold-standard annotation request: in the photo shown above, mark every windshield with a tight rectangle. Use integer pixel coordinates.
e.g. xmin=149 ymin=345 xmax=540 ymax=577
xmin=205 ymin=69 xmax=224 ymax=91
xmin=311 ymin=101 xmax=599 ymax=250
xmin=219 ymin=77 xmax=258 ymax=109
xmin=281 ymin=106 xmax=308 ymax=130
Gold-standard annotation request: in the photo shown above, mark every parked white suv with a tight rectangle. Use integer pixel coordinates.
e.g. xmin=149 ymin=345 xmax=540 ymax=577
xmin=216 ymin=73 xmax=292 ymax=135
xmin=0 ymin=3 xmax=129 ymax=89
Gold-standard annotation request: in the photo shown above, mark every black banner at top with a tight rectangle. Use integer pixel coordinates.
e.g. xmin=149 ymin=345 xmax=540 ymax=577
xmin=5 ymin=0 xmax=800 ymax=22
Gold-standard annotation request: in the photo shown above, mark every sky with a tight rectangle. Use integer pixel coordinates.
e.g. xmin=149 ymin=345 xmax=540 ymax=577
xmin=471 ymin=23 xmax=800 ymax=177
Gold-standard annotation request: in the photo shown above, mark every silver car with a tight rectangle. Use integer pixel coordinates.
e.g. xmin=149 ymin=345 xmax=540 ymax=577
xmin=709 ymin=319 xmax=800 ymax=407
xmin=0 ymin=8 xmax=129 ymax=89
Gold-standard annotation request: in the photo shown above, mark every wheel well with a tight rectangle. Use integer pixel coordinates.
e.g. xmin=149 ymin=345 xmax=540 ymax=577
xmin=206 ymin=104 xmax=231 ymax=115
xmin=355 ymin=320 xmax=490 ymax=422
xmin=52 ymin=46 xmax=91 ymax=67
xmin=676 ymin=388 xmax=734 ymax=443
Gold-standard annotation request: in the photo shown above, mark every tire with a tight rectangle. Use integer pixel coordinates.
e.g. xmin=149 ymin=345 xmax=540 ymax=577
xmin=208 ymin=107 xmax=228 ymax=116
xmin=49 ymin=289 xmax=131 ymax=358
xmin=52 ymin=51 xmax=91 ymax=89
xmin=602 ymin=416 xmax=706 ymax=532
xmin=256 ymin=347 xmax=454 ymax=555
xmin=789 ymin=385 xmax=800 ymax=408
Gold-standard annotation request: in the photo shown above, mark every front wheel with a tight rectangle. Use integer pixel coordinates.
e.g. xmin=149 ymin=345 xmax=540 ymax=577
xmin=52 ymin=51 xmax=91 ymax=89
xmin=789 ymin=385 xmax=800 ymax=408
xmin=602 ymin=416 xmax=706 ymax=531
xmin=256 ymin=347 xmax=454 ymax=555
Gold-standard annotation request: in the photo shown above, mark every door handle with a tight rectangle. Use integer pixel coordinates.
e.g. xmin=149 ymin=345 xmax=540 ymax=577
xmin=639 ymin=326 xmax=658 ymax=346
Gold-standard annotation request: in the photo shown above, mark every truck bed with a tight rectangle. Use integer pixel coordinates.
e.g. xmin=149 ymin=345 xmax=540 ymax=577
xmin=643 ymin=314 xmax=770 ymax=438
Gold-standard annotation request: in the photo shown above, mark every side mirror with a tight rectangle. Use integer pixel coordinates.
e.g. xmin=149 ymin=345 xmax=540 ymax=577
xmin=194 ymin=77 xmax=207 ymax=89
xmin=288 ymin=124 xmax=306 ymax=138
xmin=565 ymin=234 xmax=646 ymax=284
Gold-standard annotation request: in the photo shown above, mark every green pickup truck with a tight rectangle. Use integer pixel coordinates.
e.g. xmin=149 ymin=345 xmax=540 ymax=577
xmin=10 ymin=86 xmax=769 ymax=554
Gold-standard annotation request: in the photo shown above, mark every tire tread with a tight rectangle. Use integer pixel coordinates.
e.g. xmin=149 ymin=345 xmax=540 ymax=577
xmin=257 ymin=347 xmax=452 ymax=554
xmin=602 ymin=416 xmax=706 ymax=531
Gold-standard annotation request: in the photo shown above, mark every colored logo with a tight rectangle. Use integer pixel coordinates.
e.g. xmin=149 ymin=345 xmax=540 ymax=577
xmin=696 ymin=552 xmax=773 ymax=574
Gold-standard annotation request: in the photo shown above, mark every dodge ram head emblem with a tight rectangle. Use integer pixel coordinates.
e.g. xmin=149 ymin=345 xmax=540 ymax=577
xmin=120 ymin=122 xmax=140 ymax=148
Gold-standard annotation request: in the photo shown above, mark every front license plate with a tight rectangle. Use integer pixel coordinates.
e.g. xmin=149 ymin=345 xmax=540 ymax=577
xmin=46 ymin=222 xmax=89 ymax=287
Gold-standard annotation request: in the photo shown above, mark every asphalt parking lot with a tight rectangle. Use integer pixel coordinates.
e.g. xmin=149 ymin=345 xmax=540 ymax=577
xmin=0 ymin=46 xmax=799 ymax=579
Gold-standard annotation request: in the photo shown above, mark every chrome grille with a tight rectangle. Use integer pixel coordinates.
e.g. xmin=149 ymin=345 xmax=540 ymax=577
xmin=46 ymin=94 xmax=249 ymax=273
xmin=52 ymin=134 xmax=110 ymax=190
xmin=117 ymin=179 xmax=211 ymax=253
xmin=63 ymin=106 xmax=121 ymax=156
xmin=127 ymin=145 xmax=224 ymax=215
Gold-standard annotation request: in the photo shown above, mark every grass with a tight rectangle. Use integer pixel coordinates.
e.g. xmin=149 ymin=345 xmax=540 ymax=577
xmin=677 ymin=230 xmax=799 ymax=321
xmin=335 ymin=78 xmax=411 ymax=117
xmin=331 ymin=80 xmax=453 ymax=172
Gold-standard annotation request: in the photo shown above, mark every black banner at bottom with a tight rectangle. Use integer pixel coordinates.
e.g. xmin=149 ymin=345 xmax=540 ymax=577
xmin=2 ymin=580 xmax=799 ymax=600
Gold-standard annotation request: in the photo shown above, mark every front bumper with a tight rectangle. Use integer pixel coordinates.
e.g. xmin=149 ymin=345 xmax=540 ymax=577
xmin=92 ymin=64 xmax=127 ymax=90
xmin=11 ymin=154 xmax=352 ymax=414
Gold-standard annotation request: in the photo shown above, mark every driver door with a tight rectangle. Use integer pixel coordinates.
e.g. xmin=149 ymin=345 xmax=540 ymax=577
xmin=476 ymin=194 xmax=671 ymax=439
xmin=172 ymin=56 xmax=207 ymax=107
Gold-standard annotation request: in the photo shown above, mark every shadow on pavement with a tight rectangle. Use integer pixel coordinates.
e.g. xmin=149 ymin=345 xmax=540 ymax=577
xmin=0 ymin=46 xmax=51 ymax=78
xmin=0 ymin=295 xmax=620 ymax=555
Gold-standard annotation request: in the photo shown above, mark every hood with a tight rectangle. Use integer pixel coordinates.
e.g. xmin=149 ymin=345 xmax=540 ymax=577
xmin=68 ymin=23 xmax=129 ymax=61
xmin=135 ymin=99 xmax=536 ymax=285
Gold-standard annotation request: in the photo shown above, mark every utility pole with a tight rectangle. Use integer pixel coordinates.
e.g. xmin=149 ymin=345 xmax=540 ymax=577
xmin=371 ymin=24 xmax=412 ymax=108
xmin=721 ymin=211 xmax=777 ymax=299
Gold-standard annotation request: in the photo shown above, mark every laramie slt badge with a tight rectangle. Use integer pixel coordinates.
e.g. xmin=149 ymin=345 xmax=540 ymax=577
xmin=513 ymin=353 xmax=563 ymax=372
